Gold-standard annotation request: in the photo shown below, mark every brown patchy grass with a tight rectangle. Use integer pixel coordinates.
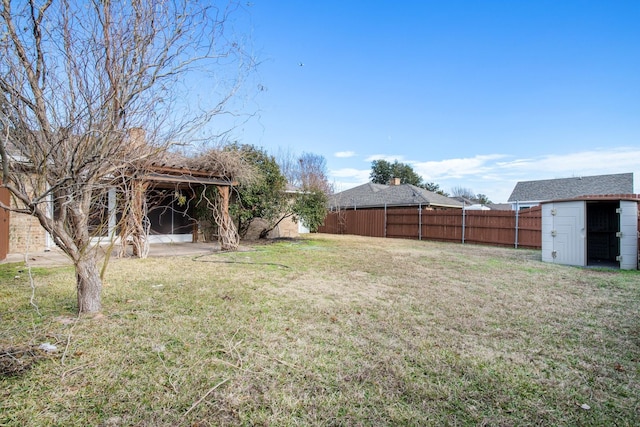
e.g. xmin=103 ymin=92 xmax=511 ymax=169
xmin=1 ymin=234 xmax=639 ymax=426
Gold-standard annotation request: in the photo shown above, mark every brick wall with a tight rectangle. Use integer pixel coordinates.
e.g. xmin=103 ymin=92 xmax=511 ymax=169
xmin=274 ymin=215 xmax=299 ymax=238
xmin=243 ymin=216 xmax=300 ymax=240
xmin=9 ymin=210 xmax=48 ymax=253
xmin=8 ymin=181 xmax=49 ymax=254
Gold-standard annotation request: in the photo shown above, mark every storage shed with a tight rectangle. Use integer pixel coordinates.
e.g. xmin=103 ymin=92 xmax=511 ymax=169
xmin=541 ymin=195 xmax=639 ymax=270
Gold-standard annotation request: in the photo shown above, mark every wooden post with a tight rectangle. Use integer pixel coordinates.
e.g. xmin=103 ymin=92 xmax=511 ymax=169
xmin=514 ymin=201 xmax=519 ymax=248
xmin=131 ymin=180 xmax=148 ymax=257
xmin=418 ymin=204 xmax=422 ymax=240
xmin=218 ymin=185 xmax=230 ymax=221
xmin=216 ymin=184 xmax=239 ymax=250
xmin=192 ymin=217 xmax=199 ymax=243
xmin=384 ymin=203 xmax=387 ymax=238
xmin=462 ymin=204 xmax=466 ymax=244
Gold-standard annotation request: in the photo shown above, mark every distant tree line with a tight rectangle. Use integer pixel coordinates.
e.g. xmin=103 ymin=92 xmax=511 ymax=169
xmin=369 ymin=159 xmax=447 ymax=195
xmin=369 ymin=159 xmax=492 ymax=203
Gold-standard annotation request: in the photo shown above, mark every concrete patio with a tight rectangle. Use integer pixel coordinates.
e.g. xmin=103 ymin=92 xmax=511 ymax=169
xmin=1 ymin=242 xmax=223 ymax=268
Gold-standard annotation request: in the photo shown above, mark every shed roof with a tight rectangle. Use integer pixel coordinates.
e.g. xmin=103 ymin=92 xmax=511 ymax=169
xmin=508 ymin=173 xmax=633 ymax=203
xmin=540 ymin=193 xmax=640 ymax=204
xmin=329 ymin=183 xmax=463 ymax=209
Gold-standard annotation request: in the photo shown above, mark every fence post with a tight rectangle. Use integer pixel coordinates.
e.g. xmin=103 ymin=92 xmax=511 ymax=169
xmin=514 ymin=201 xmax=519 ymax=248
xmin=418 ymin=204 xmax=422 ymax=240
xmin=462 ymin=204 xmax=466 ymax=244
xmin=384 ymin=203 xmax=387 ymax=238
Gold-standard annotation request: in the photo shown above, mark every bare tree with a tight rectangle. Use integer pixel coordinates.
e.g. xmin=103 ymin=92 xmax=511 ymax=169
xmin=450 ymin=186 xmax=492 ymax=204
xmin=278 ymin=150 xmax=332 ymax=194
xmin=297 ymin=152 xmax=333 ymax=195
xmin=272 ymin=150 xmax=330 ymax=235
xmin=0 ymin=1 xmax=253 ymax=313
xmin=450 ymin=186 xmax=476 ymax=200
xmin=276 ymin=147 xmax=298 ymax=187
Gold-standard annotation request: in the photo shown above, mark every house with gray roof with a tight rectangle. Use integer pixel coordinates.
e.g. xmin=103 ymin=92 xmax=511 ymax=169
xmin=329 ymin=182 xmax=463 ymax=210
xmin=507 ymin=172 xmax=634 ymax=210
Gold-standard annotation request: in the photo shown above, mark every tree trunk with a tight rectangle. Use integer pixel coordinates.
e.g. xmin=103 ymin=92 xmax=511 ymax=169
xmin=215 ymin=186 xmax=239 ymax=251
xmin=259 ymin=228 xmax=270 ymax=239
xmin=258 ymin=214 xmax=292 ymax=239
xmin=75 ymin=254 xmax=103 ymax=313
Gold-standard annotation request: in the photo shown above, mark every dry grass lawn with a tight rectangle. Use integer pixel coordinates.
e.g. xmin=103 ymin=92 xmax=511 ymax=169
xmin=1 ymin=234 xmax=639 ymax=426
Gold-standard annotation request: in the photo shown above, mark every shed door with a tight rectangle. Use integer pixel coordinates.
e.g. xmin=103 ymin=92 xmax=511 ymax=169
xmin=618 ymin=201 xmax=638 ymax=270
xmin=542 ymin=201 xmax=586 ymax=266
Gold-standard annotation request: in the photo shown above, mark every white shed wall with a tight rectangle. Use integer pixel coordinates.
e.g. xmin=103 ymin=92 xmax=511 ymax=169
xmin=619 ymin=201 xmax=638 ymax=270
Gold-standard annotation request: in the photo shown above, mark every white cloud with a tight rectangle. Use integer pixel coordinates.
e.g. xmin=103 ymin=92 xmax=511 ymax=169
xmin=495 ymin=147 xmax=640 ymax=178
xmin=332 ymin=181 xmax=367 ymax=192
xmin=334 ymin=151 xmax=356 ymax=158
xmin=412 ymin=154 xmax=508 ymax=180
xmin=364 ymin=154 xmax=406 ymax=162
xmin=329 ymin=167 xmax=371 ymax=192
xmin=330 ymin=167 xmax=370 ymax=180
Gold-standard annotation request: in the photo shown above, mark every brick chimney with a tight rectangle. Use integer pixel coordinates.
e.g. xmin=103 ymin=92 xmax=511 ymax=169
xmin=389 ymin=177 xmax=401 ymax=186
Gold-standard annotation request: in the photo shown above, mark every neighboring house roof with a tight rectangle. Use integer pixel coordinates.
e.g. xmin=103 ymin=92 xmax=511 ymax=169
xmin=285 ymin=183 xmax=301 ymax=193
xmin=464 ymin=204 xmax=490 ymax=211
xmin=486 ymin=203 xmax=512 ymax=211
xmin=452 ymin=196 xmax=508 ymax=210
xmin=451 ymin=196 xmax=476 ymax=205
xmin=508 ymin=173 xmax=634 ymax=203
xmin=329 ymin=183 xmax=463 ymax=209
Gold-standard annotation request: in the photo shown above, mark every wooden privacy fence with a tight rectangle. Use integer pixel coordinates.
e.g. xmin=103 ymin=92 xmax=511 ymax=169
xmin=318 ymin=206 xmax=543 ymax=249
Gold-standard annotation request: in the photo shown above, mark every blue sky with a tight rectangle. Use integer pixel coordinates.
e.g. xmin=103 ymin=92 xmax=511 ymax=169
xmin=224 ymin=1 xmax=639 ymax=202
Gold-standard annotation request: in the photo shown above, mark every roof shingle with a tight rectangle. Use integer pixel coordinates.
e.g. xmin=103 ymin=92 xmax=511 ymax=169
xmin=329 ymin=183 xmax=462 ymax=209
xmin=507 ymin=173 xmax=634 ymax=202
